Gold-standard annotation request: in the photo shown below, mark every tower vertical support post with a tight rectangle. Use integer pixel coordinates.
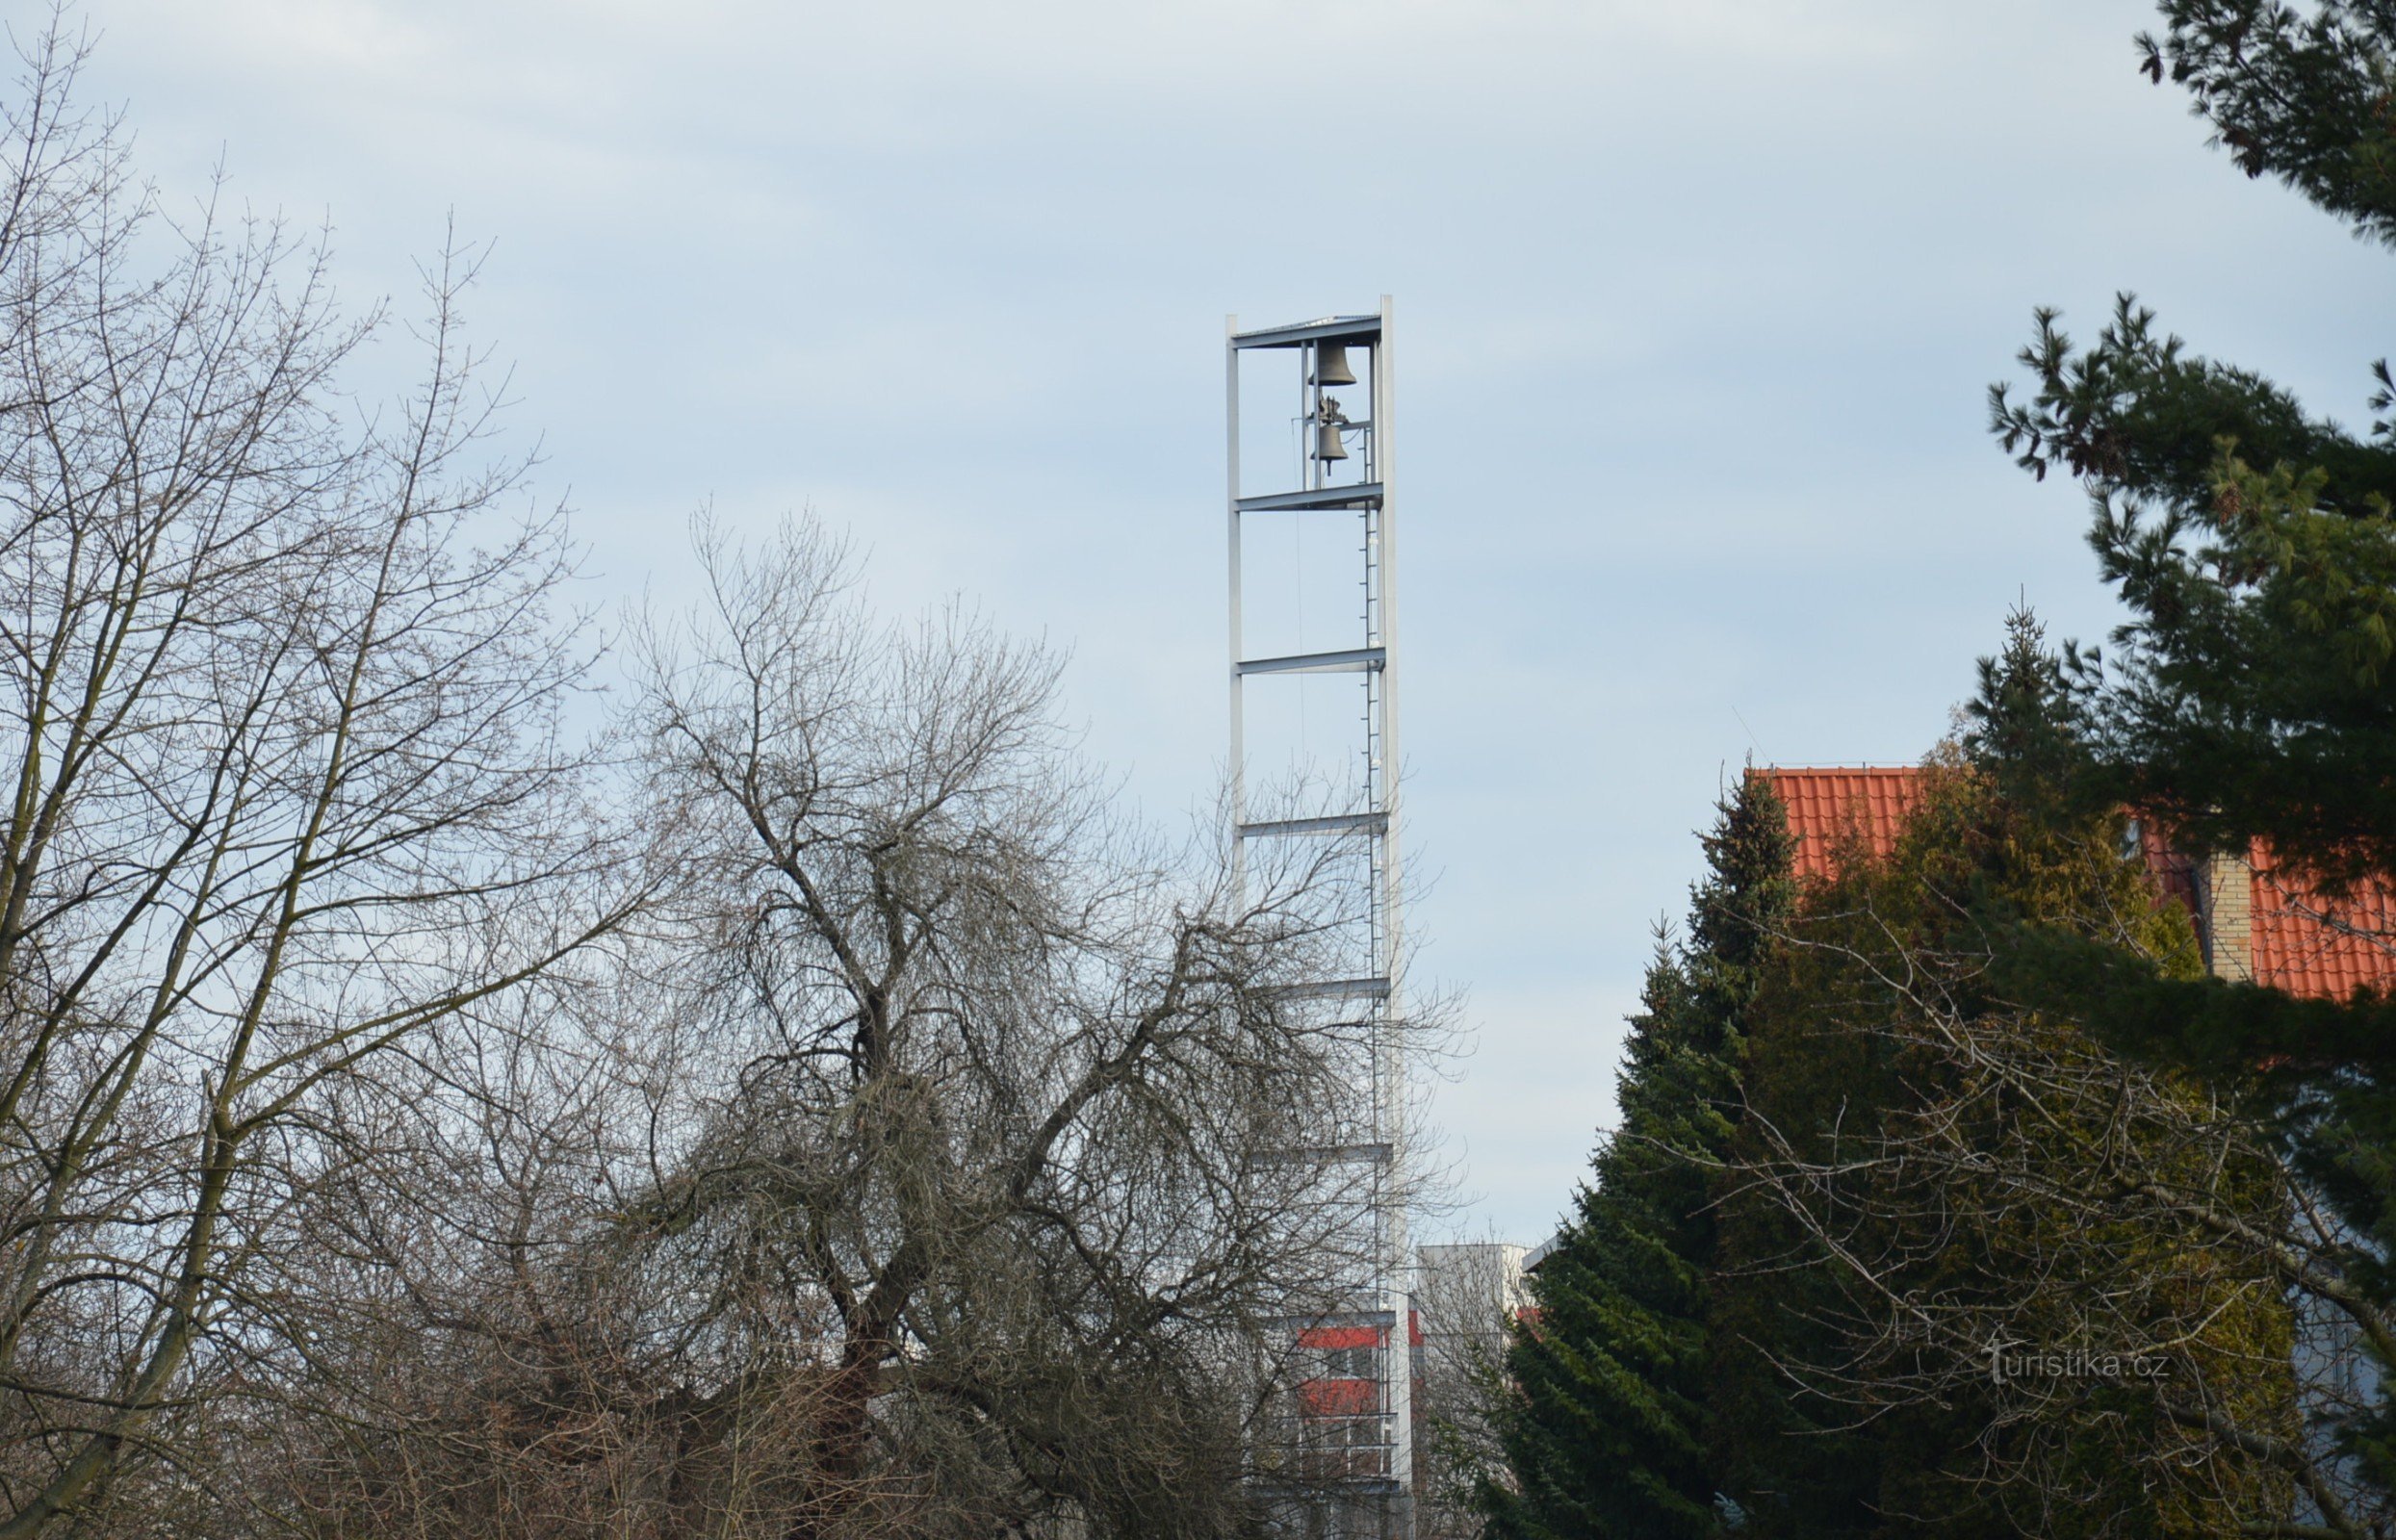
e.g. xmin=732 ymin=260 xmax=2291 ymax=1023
xmin=1369 ymin=294 xmax=1410 ymax=1522
xmin=1225 ymin=315 xmax=1247 ymax=898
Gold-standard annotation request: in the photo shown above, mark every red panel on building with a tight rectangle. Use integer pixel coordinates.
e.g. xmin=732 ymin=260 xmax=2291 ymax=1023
xmin=1297 ymin=1377 xmax=1379 ymax=1417
xmin=1296 ymin=1324 xmax=1381 ymax=1350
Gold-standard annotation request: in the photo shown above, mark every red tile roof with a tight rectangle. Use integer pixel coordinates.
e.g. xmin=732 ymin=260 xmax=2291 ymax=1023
xmin=1755 ymin=765 xmax=2396 ymax=1003
xmin=2253 ymin=845 xmax=2396 ymax=1000
xmin=1752 ymin=766 xmax=1924 ymax=882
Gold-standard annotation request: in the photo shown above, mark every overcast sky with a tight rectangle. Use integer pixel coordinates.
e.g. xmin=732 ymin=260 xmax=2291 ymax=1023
xmin=55 ymin=0 xmax=2387 ymax=1245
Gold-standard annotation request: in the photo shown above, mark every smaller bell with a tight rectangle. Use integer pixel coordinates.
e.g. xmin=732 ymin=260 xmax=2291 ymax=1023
xmin=1312 ymin=398 xmax=1350 ymax=462
xmin=1309 ymin=344 xmax=1357 ymax=388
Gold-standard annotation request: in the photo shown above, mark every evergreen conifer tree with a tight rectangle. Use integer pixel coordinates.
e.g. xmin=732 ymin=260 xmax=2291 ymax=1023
xmin=1480 ymin=775 xmax=1794 ymax=1540
xmin=1713 ymin=737 xmax=2299 ymax=1537
xmin=1985 ymin=0 xmax=2396 ymax=1022
xmin=1987 ymin=2 xmax=2396 ymax=1499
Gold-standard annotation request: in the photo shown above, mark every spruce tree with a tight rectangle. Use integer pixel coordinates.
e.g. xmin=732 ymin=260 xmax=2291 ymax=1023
xmin=1480 ymin=775 xmax=1793 ymax=1540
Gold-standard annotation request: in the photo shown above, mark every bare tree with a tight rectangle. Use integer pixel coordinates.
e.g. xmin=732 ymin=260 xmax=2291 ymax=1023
xmin=203 ymin=514 xmax=1431 ymax=1540
xmin=0 ymin=23 xmax=634 ymax=1532
xmin=593 ymin=514 xmax=1425 ymax=1539
xmin=199 ymin=973 xmax=849 ymax=1540
xmin=0 ymin=24 xmax=1436 ymax=1537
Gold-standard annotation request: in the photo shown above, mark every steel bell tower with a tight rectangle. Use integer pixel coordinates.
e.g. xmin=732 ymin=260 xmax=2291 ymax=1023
xmin=1225 ymin=298 xmax=1413 ymax=1538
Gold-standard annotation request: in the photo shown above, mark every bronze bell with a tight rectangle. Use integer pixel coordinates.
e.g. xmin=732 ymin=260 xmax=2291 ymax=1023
xmin=1312 ymin=398 xmax=1350 ymax=461
xmin=1309 ymin=343 xmax=1357 ymax=388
